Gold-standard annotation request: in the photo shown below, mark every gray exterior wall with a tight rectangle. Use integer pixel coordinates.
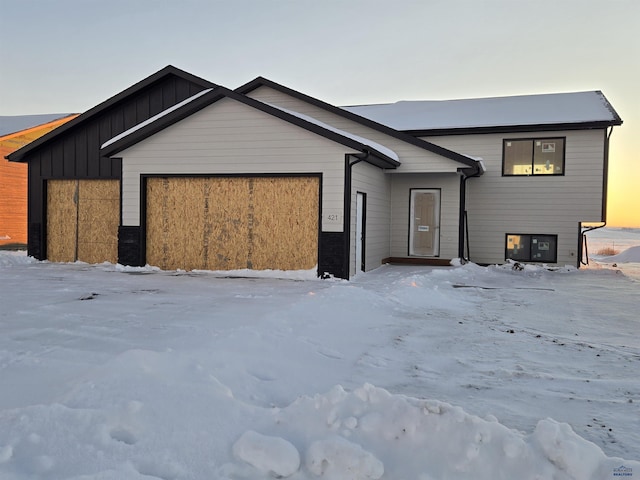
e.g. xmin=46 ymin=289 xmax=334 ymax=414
xmin=389 ymin=173 xmax=461 ymax=260
xmin=350 ymin=161 xmax=392 ymax=276
xmin=246 ymin=86 xmax=467 ymax=173
xmin=424 ymin=129 xmax=607 ymax=266
xmin=116 ymin=97 xmax=356 ymax=232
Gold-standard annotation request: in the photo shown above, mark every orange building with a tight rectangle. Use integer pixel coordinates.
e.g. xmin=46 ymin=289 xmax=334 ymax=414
xmin=0 ymin=114 xmax=77 ymax=247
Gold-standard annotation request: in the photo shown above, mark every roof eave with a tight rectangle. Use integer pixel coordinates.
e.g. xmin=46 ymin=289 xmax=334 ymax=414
xmin=355 ymin=150 xmax=400 ymax=169
xmin=405 ymin=120 xmax=623 ymax=137
xmin=596 ymin=90 xmax=623 ymax=125
xmin=8 ymin=65 xmax=217 ymax=163
xmin=236 ymin=77 xmax=476 ymax=169
xmin=102 ymin=87 xmax=401 ymax=169
xmin=101 ymin=88 xmax=226 ymax=157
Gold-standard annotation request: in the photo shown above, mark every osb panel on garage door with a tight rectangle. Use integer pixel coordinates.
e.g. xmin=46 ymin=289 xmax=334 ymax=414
xmin=46 ymin=180 xmax=119 ymax=263
xmin=47 ymin=180 xmax=78 ymax=262
xmin=146 ymin=177 xmax=319 ymax=271
xmin=250 ymin=177 xmax=319 ymax=270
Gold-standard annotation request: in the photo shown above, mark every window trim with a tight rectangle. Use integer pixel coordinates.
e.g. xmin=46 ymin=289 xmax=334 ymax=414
xmin=505 ymin=233 xmax=558 ymax=263
xmin=502 ymin=137 xmax=566 ymax=176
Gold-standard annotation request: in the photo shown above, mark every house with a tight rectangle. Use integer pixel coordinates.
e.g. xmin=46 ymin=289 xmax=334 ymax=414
xmin=7 ymin=66 xmax=622 ymax=279
xmin=0 ymin=114 xmax=77 ymax=247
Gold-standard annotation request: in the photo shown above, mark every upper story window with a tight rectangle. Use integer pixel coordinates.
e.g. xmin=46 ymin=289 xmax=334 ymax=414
xmin=502 ymin=137 xmax=565 ymax=176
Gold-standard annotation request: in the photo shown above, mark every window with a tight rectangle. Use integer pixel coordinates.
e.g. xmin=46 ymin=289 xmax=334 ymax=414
xmin=506 ymin=234 xmax=557 ymax=263
xmin=503 ymin=138 xmax=565 ymax=176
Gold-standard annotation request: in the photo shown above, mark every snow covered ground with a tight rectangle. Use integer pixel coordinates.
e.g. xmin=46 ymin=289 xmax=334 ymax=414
xmin=0 ymin=228 xmax=638 ymax=479
xmin=586 ymin=227 xmax=640 ymax=281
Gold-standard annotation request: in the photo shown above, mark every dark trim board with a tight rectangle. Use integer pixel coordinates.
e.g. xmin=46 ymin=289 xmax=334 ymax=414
xmin=138 ymin=172 xmax=324 ymax=180
xmin=319 ymin=232 xmax=347 ymax=279
xmin=356 ymin=191 xmax=367 ymax=273
xmin=118 ymin=226 xmax=143 ymax=267
xmin=407 ymin=122 xmax=621 ymax=137
xmin=383 ymin=257 xmax=452 ymax=267
xmin=27 ymin=222 xmax=42 ymax=260
xmin=137 ymin=173 xmax=328 ymax=276
xmin=602 ymin=128 xmax=612 ymax=222
xmin=41 ymin=179 xmax=49 ymax=260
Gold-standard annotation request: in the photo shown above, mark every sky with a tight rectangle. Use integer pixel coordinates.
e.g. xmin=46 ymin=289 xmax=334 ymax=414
xmin=1 ymin=0 xmax=638 ymax=225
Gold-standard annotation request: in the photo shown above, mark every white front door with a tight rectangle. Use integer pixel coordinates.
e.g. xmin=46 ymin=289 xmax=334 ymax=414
xmin=409 ymin=189 xmax=440 ymax=256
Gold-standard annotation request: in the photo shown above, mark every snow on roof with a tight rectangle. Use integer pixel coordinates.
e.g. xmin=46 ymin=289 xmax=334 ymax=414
xmin=103 ymin=88 xmax=399 ymax=163
xmin=0 ymin=114 xmax=74 ymax=137
xmin=101 ymin=88 xmax=214 ymax=149
xmin=266 ymin=103 xmax=399 ymax=162
xmin=342 ymin=91 xmax=621 ymax=131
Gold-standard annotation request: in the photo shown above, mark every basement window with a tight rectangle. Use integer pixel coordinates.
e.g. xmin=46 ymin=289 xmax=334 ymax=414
xmin=503 ymin=138 xmax=565 ymax=176
xmin=506 ymin=234 xmax=557 ymax=263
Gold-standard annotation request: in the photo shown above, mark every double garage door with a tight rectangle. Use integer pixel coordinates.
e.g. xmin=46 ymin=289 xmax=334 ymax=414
xmin=145 ymin=176 xmax=320 ymax=271
xmin=46 ymin=179 xmax=120 ymax=264
xmin=46 ymin=176 xmax=320 ymax=272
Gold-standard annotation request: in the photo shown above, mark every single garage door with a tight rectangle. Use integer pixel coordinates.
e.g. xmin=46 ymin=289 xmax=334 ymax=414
xmin=46 ymin=179 xmax=120 ymax=263
xmin=146 ymin=176 xmax=319 ymax=271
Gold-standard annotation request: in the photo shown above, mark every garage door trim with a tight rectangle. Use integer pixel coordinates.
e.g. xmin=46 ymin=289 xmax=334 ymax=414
xmin=140 ymin=173 xmax=323 ymax=273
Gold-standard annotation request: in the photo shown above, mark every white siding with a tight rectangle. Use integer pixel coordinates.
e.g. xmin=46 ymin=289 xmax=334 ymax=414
xmin=350 ymin=161 xmax=391 ymax=276
xmin=425 ymin=130 xmax=607 ymax=266
xmin=390 ymin=174 xmax=461 ymax=260
xmin=116 ymin=97 xmax=356 ymax=230
xmin=247 ymin=86 xmax=467 ymax=173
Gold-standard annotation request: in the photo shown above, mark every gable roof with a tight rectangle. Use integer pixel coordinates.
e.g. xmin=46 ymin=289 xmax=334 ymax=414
xmin=0 ymin=114 xmax=77 ymax=138
xmin=7 ymin=65 xmax=216 ymax=162
xmin=101 ymin=86 xmax=401 ymax=169
xmin=343 ymin=91 xmax=623 ymax=136
xmin=1 ymin=115 xmax=79 ymax=160
xmin=235 ymin=77 xmax=481 ymax=173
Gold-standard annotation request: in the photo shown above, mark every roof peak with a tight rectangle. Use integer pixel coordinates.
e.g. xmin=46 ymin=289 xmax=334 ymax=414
xmin=8 ymin=65 xmax=216 ymax=162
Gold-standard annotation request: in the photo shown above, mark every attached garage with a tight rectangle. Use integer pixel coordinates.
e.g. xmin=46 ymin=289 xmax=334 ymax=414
xmin=101 ymin=86 xmax=402 ymax=278
xmin=5 ymin=66 xmax=216 ymax=262
xmin=145 ymin=176 xmax=320 ymax=271
xmin=46 ymin=179 xmax=120 ymax=263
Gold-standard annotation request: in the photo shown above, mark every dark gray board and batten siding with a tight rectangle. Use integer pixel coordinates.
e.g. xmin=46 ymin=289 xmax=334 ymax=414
xmin=9 ymin=67 xmax=215 ymax=261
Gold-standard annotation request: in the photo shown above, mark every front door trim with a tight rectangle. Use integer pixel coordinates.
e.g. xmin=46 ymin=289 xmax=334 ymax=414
xmin=408 ymin=188 xmax=441 ymax=257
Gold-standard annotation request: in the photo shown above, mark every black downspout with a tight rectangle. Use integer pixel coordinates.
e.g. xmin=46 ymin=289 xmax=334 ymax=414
xmin=343 ymin=153 xmax=366 ymax=279
xmin=458 ymin=175 xmax=467 ymax=261
xmin=602 ymin=126 xmax=614 ymax=224
xmin=464 ymin=210 xmax=470 ymax=260
xmin=458 ymin=165 xmax=482 ymax=262
xmin=578 ymin=127 xmax=614 ymax=268
xmin=580 ymin=222 xmax=606 ymax=266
